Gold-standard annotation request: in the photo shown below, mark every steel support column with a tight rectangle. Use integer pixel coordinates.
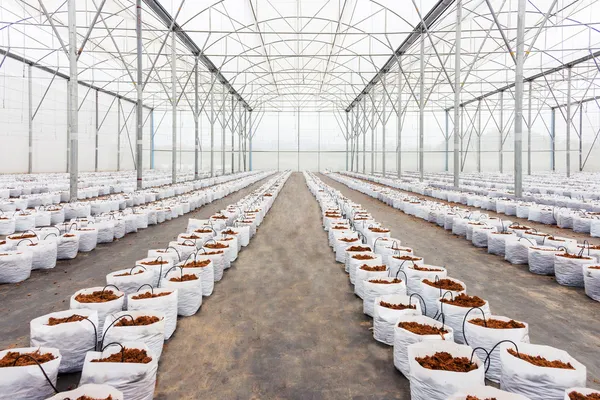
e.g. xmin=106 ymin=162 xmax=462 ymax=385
xmin=345 ymin=111 xmax=349 ymax=171
xmin=231 ymin=96 xmax=235 ymax=174
xmin=362 ymin=98 xmax=366 ymax=173
xmin=194 ymin=57 xmax=199 ymax=179
xmin=68 ymin=0 xmax=78 ymax=200
xmin=94 ymin=90 xmax=99 ymax=172
xmin=499 ymin=90 xmax=504 ymax=173
xmin=171 ymin=32 xmax=177 ymax=184
xmin=579 ymin=104 xmax=583 ymax=171
xmin=566 ymin=66 xmax=572 ymax=177
xmin=117 ymin=99 xmax=121 ymax=171
xmin=249 ymin=111 xmax=253 ymax=171
xmin=453 ymin=0 xmax=462 ymax=188
xmin=397 ymin=58 xmax=402 ymax=178
xmin=371 ymin=95 xmax=375 ymax=173
xmin=550 ymin=108 xmax=556 ymax=171
xmin=527 ymin=80 xmax=532 ymax=175
xmin=136 ymin=0 xmax=143 ymax=188
xmin=419 ymin=32 xmax=425 ymax=182
xmin=28 ymin=64 xmax=33 ymax=174
xmin=477 ymin=99 xmax=482 ymax=172
xmin=382 ymin=78 xmax=387 ymax=177
xmin=318 ymin=111 xmax=321 ymax=172
xmin=210 ymin=74 xmax=215 ymax=177
xmin=150 ymin=109 xmax=155 ymax=169
xmin=514 ymin=0 xmax=526 ymax=198
xmin=355 ymin=103 xmax=359 ymax=172
xmin=277 ymin=111 xmax=280 ymax=171
xmin=445 ymin=110 xmax=449 ymax=172
xmin=222 ymin=87 xmax=226 ymax=175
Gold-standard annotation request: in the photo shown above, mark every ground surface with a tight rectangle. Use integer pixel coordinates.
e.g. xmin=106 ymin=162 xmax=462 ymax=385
xmin=320 ymin=172 xmax=600 ymax=390
xmin=1 ymin=172 xmax=598 ymax=398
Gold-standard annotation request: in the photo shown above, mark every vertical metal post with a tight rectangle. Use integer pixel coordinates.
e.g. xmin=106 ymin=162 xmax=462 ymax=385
xmin=550 ymin=108 xmax=556 ymax=171
xmin=382 ymin=77 xmax=387 ymax=177
xmin=362 ymin=98 xmax=366 ymax=173
xmin=371 ymin=94 xmax=375 ymax=173
xmin=210 ymin=73 xmax=215 ymax=177
xmin=231 ymin=96 xmax=235 ymax=174
xmin=277 ymin=111 xmax=280 ymax=171
xmin=514 ymin=0 xmax=526 ymax=197
xmin=419 ymin=31 xmax=425 ymax=182
xmin=460 ymin=106 xmax=464 ymax=171
xmin=171 ymin=32 xmax=177 ymax=184
xmin=243 ymin=109 xmax=247 ymax=171
xmin=345 ymin=111 xmax=349 ymax=171
xmin=249 ymin=110 xmax=253 ymax=171
xmin=150 ymin=109 xmax=155 ymax=169
xmin=222 ymin=86 xmax=226 ymax=175
xmin=566 ymin=66 xmax=572 ymax=177
xmin=68 ymin=0 xmax=78 ymax=200
xmin=579 ymin=103 xmax=583 ymax=171
xmin=136 ymin=0 xmax=143 ymax=188
xmin=499 ymin=90 xmax=504 ymax=173
xmin=527 ymin=80 xmax=532 ymax=175
xmin=445 ymin=109 xmax=449 ymax=172
xmin=318 ymin=111 xmax=321 ymax=172
xmin=355 ymin=103 xmax=359 ymax=172
xmin=117 ymin=98 xmax=121 ymax=171
xmin=350 ymin=108 xmax=354 ymax=172
xmin=28 ymin=64 xmax=33 ymax=174
xmin=477 ymin=100 xmax=482 ymax=172
xmin=397 ymin=57 xmax=402 ymax=178
xmin=453 ymin=0 xmax=461 ymax=188
xmin=194 ymin=57 xmax=199 ymax=179
xmin=94 ymin=90 xmax=99 ymax=172
xmin=238 ymin=104 xmax=242 ymax=172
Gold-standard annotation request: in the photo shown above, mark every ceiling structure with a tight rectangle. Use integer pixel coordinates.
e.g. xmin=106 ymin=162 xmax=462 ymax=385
xmin=1 ymin=0 xmax=600 ymax=114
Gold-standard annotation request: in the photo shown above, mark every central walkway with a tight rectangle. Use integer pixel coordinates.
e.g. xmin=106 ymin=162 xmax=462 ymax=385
xmin=155 ymin=172 xmax=408 ymax=399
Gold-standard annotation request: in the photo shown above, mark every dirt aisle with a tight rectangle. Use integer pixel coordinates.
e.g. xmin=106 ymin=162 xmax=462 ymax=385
xmin=320 ymin=172 xmax=600 ymax=389
xmin=155 ymin=172 xmax=409 ymax=399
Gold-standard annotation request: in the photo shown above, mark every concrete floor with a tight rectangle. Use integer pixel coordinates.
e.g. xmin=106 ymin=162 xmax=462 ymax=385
xmin=320 ymin=173 xmax=600 ymax=390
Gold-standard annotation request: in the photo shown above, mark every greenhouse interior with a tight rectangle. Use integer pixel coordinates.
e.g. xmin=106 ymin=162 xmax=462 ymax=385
xmin=0 ymin=0 xmax=599 ymax=399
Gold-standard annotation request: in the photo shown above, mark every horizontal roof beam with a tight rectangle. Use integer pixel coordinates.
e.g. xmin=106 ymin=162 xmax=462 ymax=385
xmin=0 ymin=48 xmax=152 ymax=110
xmin=345 ymin=0 xmax=455 ymax=112
xmin=143 ymin=0 xmax=252 ymax=111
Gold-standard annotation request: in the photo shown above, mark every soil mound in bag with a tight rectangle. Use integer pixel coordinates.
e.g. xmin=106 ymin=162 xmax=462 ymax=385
xmin=373 ymin=294 xmax=422 ymax=345
xmin=102 ymin=311 xmax=165 ymax=360
xmin=127 ymin=288 xmax=178 ymax=340
xmin=407 ymin=341 xmax=485 ymax=400
xmin=79 ymin=342 xmax=158 ymax=400
xmin=499 ymin=342 xmax=586 ymax=400
xmin=30 ymin=309 xmax=98 ymax=373
xmin=0 ymin=347 xmax=61 ymax=400
xmin=70 ymin=287 xmax=125 ymax=335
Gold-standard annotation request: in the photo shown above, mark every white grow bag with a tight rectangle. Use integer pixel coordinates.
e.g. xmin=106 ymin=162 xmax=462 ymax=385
xmin=0 ymin=251 xmax=33 ymax=283
xmin=499 ymin=342 xmax=586 ymax=400
xmin=70 ymin=287 xmax=125 ymax=335
xmin=583 ymin=264 xmax=600 ymax=301
xmin=393 ymin=314 xmax=454 ymax=379
xmin=0 ymin=347 xmax=61 ymax=400
xmin=106 ymin=267 xmax=155 ymax=308
xmin=30 ymin=309 xmax=98 ymax=373
xmin=102 ymin=310 xmax=166 ymax=361
xmin=373 ymin=294 xmax=422 ymax=345
xmin=127 ymin=288 xmax=178 ymax=340
xmin=57 ymin=233 xmax=79 ymax=260
xmin=18 ymin=239 xmax=57 ymax=270
xmin=407 ymin=341 xmax=485 ymax=400
xmin=160 ymin=269 xmax=203 ymax=316
xmin=554 ymin=254 xmax=594 ymax=287
xmin=436 ymin=295 xmax=491 ymax=345
xmin=419 ymin=277 xmax=466 ymax=318
xmin=362 ymin=277 xmax=406 ymax=317
xmin=79 ymin=342 xmax=158 ymax=400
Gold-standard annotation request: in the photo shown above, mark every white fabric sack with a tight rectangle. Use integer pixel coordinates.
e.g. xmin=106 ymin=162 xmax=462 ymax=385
xmin=127 ymin=288 xmax=178 ymax=340
xmin=0 ymin=216 xmax=15 ymax=235
xmin=106 ymin=267 xmax=155 ymax=308
xmin=448 ymin=386 xmax=531 ymax=400
xmin=70 ymin=287 xmax=125 ymax=335
xmin=160 ymin=270 xmax=203 ymax=316
xmin=591 ymin=219 xmax=600 ymax=237
xmin=404 ymin=265 xmax=447 ymax=296
xmin=419 ymin=277 xmax=466 ymax=318
xmin=463 ymin=315 xmax=530 ymax=383
xmin=362 ymin=277 xmax=406 ymax=317
xmin=393 ymin=314 xmax=454 ymax=378
xmin=180 ymin=258 xmax=215 ymax=296
xmin=102 ymin=310 xmax=165 ymax=361
xmin=388 ymin=254 xmax=424 ymax=278
xmin=373 ymin=294 xmax=422 ymax=345
xmin=472 ymin=226 xmax=496 ymax=247
xmin=18 ymin=239 xmax=57 ymax=270
xmin=488 ymin=232 xmax=516 ymax=256
xmin=437 ymin=297 xmax=491 ymax=344
xmin=499 ymin=342 xmax=586 ymax=400
xmin=407 ymin=341 xmax=485 ymax=400
xmin=573 ymin=215 xmax=592 ymax=233
xmin=113 ymin=218 xmax=126 ymax=239
xmin=124 ymin=214 xmax=138 ymax=233
xmin=583 ymin=264 xmax=600 ymax=301
xmin=348 ymin=252 xmax=381 ymax=284
xmin=0 ymin=347 xmax=61 ymax=400
xmin=79 ymin=341 xmax=158 ymax=400
xmin=30 ymin=309 xmax=98 ymax=373
xmin=95 ymin=220 xmax=115 ymax=244
xmin=0 ymin=251 xmax=32 ymax=283
xmin=75 ymin=228 xmax=98 ymax=252
xmin=14 ymin=213 xmax=36 ymax=232
xmin=57 ymin=233 xmax=79 ymax=260
xmin=147 ymin=248 xmax=181 ymax=265
xmin=528 ymin=246 xmax=564 ymax=275
xmin=505 ymin=237 xmax=534 ymax=265
xmin=554 ymin=254 xmax=593 ymax=287
xmin=136 ymin=257 xmax=173 ymax=287
xmin=46 ymin=384 xmax=123 ymax=400
xmin=354 ymin=265 xmax=388 ymax=299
